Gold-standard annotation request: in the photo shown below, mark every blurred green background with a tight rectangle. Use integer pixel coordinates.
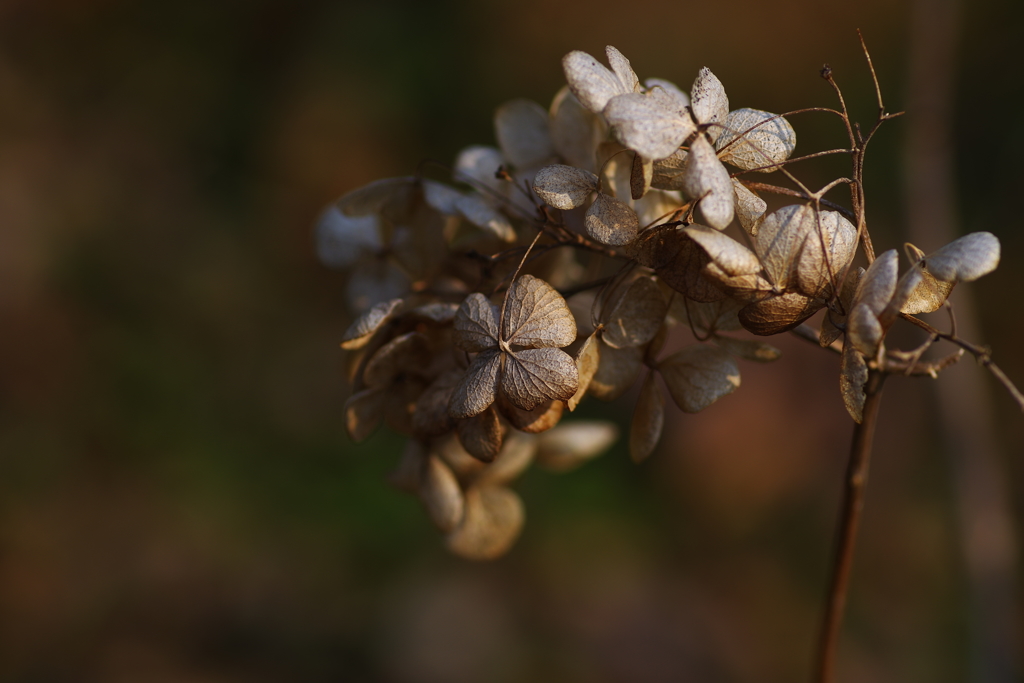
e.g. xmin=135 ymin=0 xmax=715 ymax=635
xmin=1 ymin=0 xmax=1021 ymax=681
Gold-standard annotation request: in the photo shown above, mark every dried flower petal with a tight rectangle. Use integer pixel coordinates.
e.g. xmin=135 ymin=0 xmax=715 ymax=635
xmin=605 ymin=45 xmax=640 ymax=95
xmin=632 ymin=225 xmax=724 ymax=302
xmin=630 ymin=371 xmax=665 ymax=463
xmin=503 ymin=275 xmax=577 ymax=348
xmin=345 ymin=387 xmax=384 ymax=442
xmin=795 ymin=210 xmax=858 ymax=299
xmin=684 ymin=224 xmax=761 ymax=275
xmin=413 ymin=371 xmax=461 ymax=438
xmin=341 ymin=298 xmax=402 ymax=350
xmin=689 ymin=68 xmax=729 ymax=143
xmin=550 ymin=86 xmax=603 ymax=172
xmin=602 ymin=276 xmax=667 ymax=349
xmin=848 ymin=302 xmax=884 ymax=358
xmin=588 ymin=342 xmax=643 ymax=401
xmin=651 ymin=148 xmax=688 ymax=191
xmin=644 ymin=78 xmax=689 ymax=107
xmin=840 ymin=339 xmax=868 ymax=423
xmin=495 ymin=99 xmax=555 ymax=170
xmin=585 ymin=192 xmax=640 ymax=246
xmin=449 ymin=349 xmax=501 ymax=419
xmin=454 ymin=293 xmax=500 ymax=352
xmin=316 ymin=207 xmax=381 ymax=268
xmin=569 ymin=331 xmax=601 ymax=410
xmin=362 ymin=331 xmax=429 ymax=388
xmin=856 ymin=249 xmax=898 ymax=314
xmin=473 ymin=431 xmax=537 ymax=486
xmin=563 ymin=49 xmax=634 ymax=114
xmin=681 ymin=135 xmax=734 ymax=230
xmin=732 ymin=180 xmax=767 ymax=235
xmin=712 ymin=335 xmax=782 ymax=362
xmin=755 ymin=204 xmax=817 ymax=288
xmin=446 ymin=486 xmax=525 ymax=560
xmin=604 ymin=91 xmax=695 ymax=161
xmin=457 ymin=406 xmax=504 ymax=462
xmin=739 ymin=292 xmax=822 ymax=335
xmin=533 ymin=164 xmax=598 ymax=210
xmin=921 ymin=231 xmax=1000 ymax=282
xmin=502 ymin=348 xmax=579 ymax=411
xmin=715 ymin=109 xmax=796 ymax=171
xmin=420 ymin=455 xmax=465 ymax=532
xmin=630 ymin=152 xmax=653 ymax=200
xmin=498 ymin=396 xmax=565 ymax=434
xmin=535 ymin=421 xmax=618 ymax=472
xmin=658 ymin=344 xmax=740 ymax=412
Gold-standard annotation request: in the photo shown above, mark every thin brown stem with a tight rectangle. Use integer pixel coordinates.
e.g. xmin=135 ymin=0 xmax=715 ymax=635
xmin=815 ymin=369 xmax=887 ymax=683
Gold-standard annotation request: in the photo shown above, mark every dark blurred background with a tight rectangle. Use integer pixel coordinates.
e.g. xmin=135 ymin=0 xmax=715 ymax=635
xmin=1 ymin=0 xmax=1022 ymax=681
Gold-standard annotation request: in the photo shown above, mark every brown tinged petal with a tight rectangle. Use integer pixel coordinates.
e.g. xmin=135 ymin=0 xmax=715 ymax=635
xmin=651 ymin=148 xmax=688 ymax=191
xmin=362 ymin=331 xmax=429 ymax=388
xmin=795 ymin=210 xmax=858 ymax=299
xmin=631 ymin=152 xmax=654 ymax=200
xmin=848 ymin=302 xmax=884 ymax=359
xmin=585 ymin=192 xmax=641 ymax=246
xmin=732 ymin=180 xmax=767 ymax=235
xmin=454 ymin=293 xmax=500 ymax=352
xmin=449 ymin=349 xmax=501 ymax=419
xmin=445 ymin=486 xmax=525 ymax=560
xmin=472 ymin=431 xmax=537 ymax=487
xmin=683 ymin=224 xmax=762 ymax=275
xmin=681 ymin=135 xmax=735 ymax=230
xmin=497 ymin=396 xmax=565 ymax=434
xmin=587 ymin=342 xmax=643 ymax=401
xmin=855 ymin=249 xmax=899 ymax=314
xmin=840 ymin=339 xmax=868 ymax=423
xmin=502 ymin=275 xmax=578 ymax=348
xmin=502 ymin=348 xmax=579 ymax=411
xmin=754 ymin=204 xmax=816 ymax=289
xmin=658 ymin=344 xmax=740 ymax=413
xmin=456 ymin=406 xmax=505 ymax=463
xmin=419 ymin=455 xmax=465 ymax=532
xmin=601 ymin=276 xmax=668 ymax=349
xmin=712 ymin=335 xmax=782 ymax=362
xmin=388 ymin=439 xmax=426 ymax=493
xmin=533 ymin=164 xmax=599 ymax=210
xmin=630 ymin=371 xmax=665 ymax=463
xmin=632 ymin=225 xmax=725 ymax=303
xmin=739 ymin=292 xmax=822 ymax=336
xmin=412 ymin=371 xmax=461 ymax=438
xmin=345 ymin=387 xmax=385 ymax=442
xmin=341 ymin=298 xmax=402 ymax=350
xmin=535 ymin=421 xmax=619 ymax=472
xmin=569 ymin=331 xmax=601 ymax=411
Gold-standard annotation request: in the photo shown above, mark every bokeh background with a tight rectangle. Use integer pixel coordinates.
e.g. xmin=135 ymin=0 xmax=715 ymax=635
xmin=1 ymin=0 xmax=1022 ymax=681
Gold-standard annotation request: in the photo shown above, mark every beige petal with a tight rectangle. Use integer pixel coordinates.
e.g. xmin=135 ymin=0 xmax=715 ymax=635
xmin=344 ymin=387 xmax=384 ymax=442
xmin=602 ymin=276 xmax=668 ymax=349
xmin=681 ymin=135 xmax=734 ymax=230
xmin=535 ymin=421 xmax=619 ymax=472
xmin=689 ymin=68 xmax=730 ymax=143
xmin=854 ymin=248 xmax=898 ymax=314
xmin=569 ymin=331 xmax=601 ymax=411
xmin=605 ymin=45 xmax=641 ymax=94
xmin=712 ymin=335 xmax=782 ymax=362
xmin=562 ymin=50 xmax=631 ymax=114
xmin=684 ymin=224 xmax=761 ymax=275
xmin=754 ymin=204 xmax=816 ymax=288
xmin=419 ymin=455 xmax=465 ymax=532
xmin=715 ymin=108 xmax=796 ymax=171
xmin=533 ymin=164 xmax=599 ymax=210
xmin=340 ymin=298 xmax=402 ymax=350
xmin=644 ymin=77 xmax=690 ymax=107
xmin=449 ymin=349 xmax=501 ymax=419
xmin=923 ymin=231 xmax=1000 ymax=282
xmin=630 ymin=371 xmax=665 ymax=463
xmin=630 ymin=152 xmax=654 ymax=200
xmin=434 ymin=433 xmax=486 ymax=479
xmin=899 ymin=264 xmax=951 ymax=315
xmin=412 ymin=370 xmax=461 ymax=438
xmin=701 ymin=263 xmax=774 ymax=303
xmin=454 ymin=145 xmax=506 ymax=195
xmin=497 ymin=396 xmax=565 ymax=434
xmin=453 ymin=192 xmax=516 ymax=242
xmin=503 ymin=274 xmax=577 ymax=348
xmin=584 ymin=192 xmax=640 ymax=246
xmin=495 ymin=99 xmax=555 ymax=170
xmin=658 ymin=344 xmax=740 ymax=413
xmin=795 ymin=210 xmax=858 ymax=299
xmin=363 ymin=331 xmax=429 ymax=388
xmin=848 ymin=302 xmax=883 ymax=358
xmin=549 ymin=86 xmax=603 ymax=172
xmin=738 ymin=292 xmax=822 ymax=335
xmin=587 ymin=342 xmax=643 ymax=401
xmin=820 ymin=268 xmax=863 ymax=347
xmin=445 ymin=486 xmax=525 ymax=560
xmin=732 ymin=180 xmax=767 ymax=236
xmin=604 ymin=91 xmax=695 ymax=161
xmin=502 ymin=348 xmax=579 ymax=411
xmin=840 ymin=339 xmax=868 ymax=423
xmin=454 ymin=293 xmax=499 ymax=352
xmin=473 ymin=431 xmax=538 ymax=486
xmin=409 ymin=302 xmax=460 ymax=324
xmin=456 ymin=406 xmax=504 ymax=463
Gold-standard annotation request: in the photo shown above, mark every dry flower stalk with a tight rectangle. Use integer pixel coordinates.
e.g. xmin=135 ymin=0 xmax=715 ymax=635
xmin=317 ymin=36 xmax=1019 ymax=683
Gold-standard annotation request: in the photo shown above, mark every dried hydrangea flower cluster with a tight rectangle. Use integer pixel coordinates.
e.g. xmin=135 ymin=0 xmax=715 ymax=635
xmin=318 ymin=45 xmax=1002 ymax=559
